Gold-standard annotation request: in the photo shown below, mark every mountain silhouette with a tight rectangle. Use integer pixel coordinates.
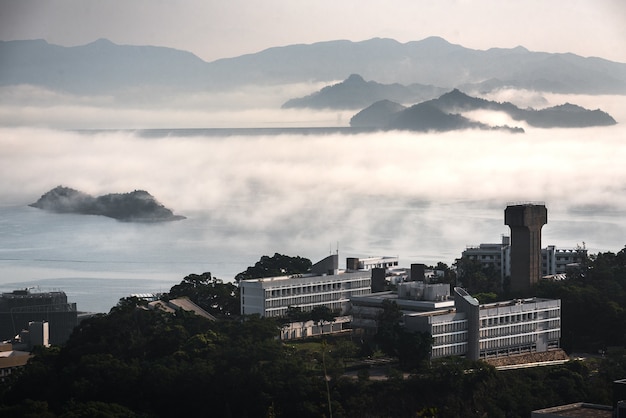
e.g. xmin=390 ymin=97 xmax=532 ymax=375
xmin=282 ymin=74 xmax=445 ymax=109
xmin=2 ymin=37 xmax=626 ymax=96
xmin=351 ymin=89 xmax=615 ymax=131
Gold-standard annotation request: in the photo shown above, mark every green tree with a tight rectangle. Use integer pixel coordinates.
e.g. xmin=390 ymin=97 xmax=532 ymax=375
xmin=454 ymin=256 xmax=501 ymax=294
xmin=375 ymin=300 xmax=431 ymax=371
xmin=310 ymin=305 xmax=338 ymax=333
xmin=167 ymin=272 xmax=240 ymax=317
xmin=235 ymin=253 xmax=312 ymax=282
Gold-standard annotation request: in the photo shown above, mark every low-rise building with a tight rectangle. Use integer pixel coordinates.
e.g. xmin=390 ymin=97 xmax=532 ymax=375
xmin=404 ymin=287 xmax=561 ymax=361
xmin=350 ymin=280 xmax=455 ymax=335
xmin=0 ymin=289 xmax=77 ymax=345
xmin=239 ymin=254 xmax=374 ymax=318
xmin=0 ymin=343 xmax=31 ymax=382
xmin=461 ymin=237 xmax=587 ymax=283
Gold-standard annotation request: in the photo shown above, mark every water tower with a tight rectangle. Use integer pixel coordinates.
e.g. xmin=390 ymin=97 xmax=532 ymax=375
xmin=505 ymin=203 xmax=547 ymax=294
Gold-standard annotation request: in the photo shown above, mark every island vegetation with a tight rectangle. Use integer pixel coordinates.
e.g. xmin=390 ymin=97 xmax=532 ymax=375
xmin=1 ymin=248 xmax=625 ymax=417
xmin=29 ymin=186 xmax=186 ymax=222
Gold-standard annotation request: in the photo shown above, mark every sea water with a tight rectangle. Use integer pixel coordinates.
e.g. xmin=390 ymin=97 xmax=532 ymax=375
xmin=2 ymin=126 xmax=626 ymax=312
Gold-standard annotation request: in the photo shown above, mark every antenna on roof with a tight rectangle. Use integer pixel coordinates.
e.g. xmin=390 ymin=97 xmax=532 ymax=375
xmin=336 ymin=242 xmax=339 ymax=256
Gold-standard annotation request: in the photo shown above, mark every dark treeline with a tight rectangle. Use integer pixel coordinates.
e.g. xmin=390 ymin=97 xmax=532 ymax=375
xmin=0 ymin=249 xmax=625 ymax=417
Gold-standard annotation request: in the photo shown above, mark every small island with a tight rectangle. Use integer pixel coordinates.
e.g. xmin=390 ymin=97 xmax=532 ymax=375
xmin=29 ymin=186 xmax=186 ymax=222
xmin=350 ymin=89 xmax=617 ymax=131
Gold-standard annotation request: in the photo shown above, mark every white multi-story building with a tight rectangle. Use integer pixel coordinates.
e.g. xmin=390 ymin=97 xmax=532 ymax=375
xmin=461 ymin=236 xmax=586 ymax=282
xmin=240 ymin=254 xmax=373 ymax=318
xmin=543 ymin=245 xmax=586 ymax=277
xmin=404 ymin=287 xmax=561 ymax=360
xmin=462 ymin=236 xmax=511 ymax=279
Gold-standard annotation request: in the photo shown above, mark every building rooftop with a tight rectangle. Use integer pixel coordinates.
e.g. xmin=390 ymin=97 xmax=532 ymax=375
xmin=479 ymin=297 xmax=556 ymax=310
xmin=531 ymin=402 xmax=613 ymax=418
xmin=351 ymin=291 xmax=455 ymax=312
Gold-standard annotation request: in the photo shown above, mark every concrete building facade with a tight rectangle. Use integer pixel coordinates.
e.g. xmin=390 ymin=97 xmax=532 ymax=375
xmin=0 ymin=289 xmax=77 ymax=345
xmin=404 ymin=287 xmax=561 ymax=361
xmin=462 ymin=236 xmax=511 ymax=280
xmin=462 ymin=239 xmax=587 ymax=283
xmin=505 ymin=203 xmax=548 ymax=294
xmin=240 ymin=254 xmax=373 ymax=318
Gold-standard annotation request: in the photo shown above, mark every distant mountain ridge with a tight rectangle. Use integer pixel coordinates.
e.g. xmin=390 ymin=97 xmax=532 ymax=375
xmin=2 ymin=37 xmax=626 ymax=96
xmin=281 ymin=74 xmax=446 ymax=109
xmin=350 ymin=89 xmax=617 ymax=131
xmin=30 ymin=186 xmax=185 ymax=222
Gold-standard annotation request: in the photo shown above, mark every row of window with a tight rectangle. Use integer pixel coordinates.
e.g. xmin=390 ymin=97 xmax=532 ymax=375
xmin=480 ymin=307 xmax=559 ymax=327
xmin=479 ymin=329 xmax=561 ymax=348
xmin=431 ymin=320 xmax=467 ymax=335
xmin=264 ymin=278 xmax=371 ymax=298
xmin=431 ymin=342 xmax=467 ymax=358
xmin=480 ymin=323 xmax=537 ymax=338
xmin=433 ymin=331 xmax=467 ymax=346
xmin=481 ymin=311 xmax=538 ymax=327
xmin=480 ymin=334 xmax=536 ymax=350
xmin=266 ymin=301 xmax=344 ymax=318
xmin=264 ymin=286 xmax=371 ymax=309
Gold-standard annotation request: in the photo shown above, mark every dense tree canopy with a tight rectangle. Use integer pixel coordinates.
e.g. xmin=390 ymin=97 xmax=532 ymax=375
xmin=536 ymin=246 xmax=626 ymax=352
xmin=374 ymin=300 xmax=432 ymax=370
xmin=166 ymin=272 xmax=240 ymax=318
xmin=2 ymin=246 xmax=626 ymax=417
xmin=235 ymin=253 xmax=312 ymax=282
xmin=454 ymin=257 xmax=502 ymax=295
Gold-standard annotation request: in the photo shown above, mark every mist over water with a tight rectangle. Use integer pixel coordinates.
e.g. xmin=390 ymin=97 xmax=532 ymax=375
xmin=1 ymin=93 xmax=625 ymax=312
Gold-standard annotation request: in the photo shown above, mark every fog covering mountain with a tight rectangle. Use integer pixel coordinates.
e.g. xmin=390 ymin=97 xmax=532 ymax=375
xmin=349 ymin=99 xmax=408 ymax=128
xmin=282 ymin=74 xmax=446 ymax=109
xmin=351 ymin=89 xmax=617 ymax=131
xmin=30 ymin=186 xmax=186 ymax=222
xmin=2 ymin=36 xmax=626 ymax=97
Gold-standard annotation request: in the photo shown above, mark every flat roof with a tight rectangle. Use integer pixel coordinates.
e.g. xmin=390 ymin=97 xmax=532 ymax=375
xmin=351 ymin=292 xmax=455 ymax=311
xmin=480 ymin=297 xmax=557 ymax=310
xmin=532 ymin=402 xmax=612 ymax=418
xmin=242 ymin=270 xmax=370 ymax=285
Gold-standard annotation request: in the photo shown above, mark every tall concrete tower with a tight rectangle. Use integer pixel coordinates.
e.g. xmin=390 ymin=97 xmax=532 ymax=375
xmin=505 ymin=203 xmax=547 ymax=295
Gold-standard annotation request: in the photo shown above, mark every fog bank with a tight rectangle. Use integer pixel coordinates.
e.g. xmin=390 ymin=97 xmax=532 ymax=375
xmin=1 ymin=119 xmax=625 ymax=263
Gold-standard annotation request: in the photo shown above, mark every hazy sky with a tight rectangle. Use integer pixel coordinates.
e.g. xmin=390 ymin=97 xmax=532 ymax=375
xmin=1 ymin=0 xmax=625 ymax=63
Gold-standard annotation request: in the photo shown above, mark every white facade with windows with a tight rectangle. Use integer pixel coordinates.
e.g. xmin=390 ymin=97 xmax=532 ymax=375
xmin=462 ymin=236 xmax=511 ymax=280
xmin=240 ymin=255 xmax=373 ymax=318
xmin=477 ymin=298 xmax=561 ymax=358
xmin=543 ymin=245 xmax=587 ymax=276
xmin=462 ymin=237 xmax=586 ymax=281
xmin=405 ymin=288 xmax=561 ymax=360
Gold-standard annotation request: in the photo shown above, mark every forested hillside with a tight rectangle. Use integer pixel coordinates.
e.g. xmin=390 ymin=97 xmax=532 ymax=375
xmin=1 ymin=248 xmax=625 ymax=417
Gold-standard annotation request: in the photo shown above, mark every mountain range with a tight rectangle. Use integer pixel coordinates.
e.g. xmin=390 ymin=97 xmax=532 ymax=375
xmin=350 ymin=89 xmax=617 ymax=132
xmin=2 ymin=37 xmax=626 ymax=97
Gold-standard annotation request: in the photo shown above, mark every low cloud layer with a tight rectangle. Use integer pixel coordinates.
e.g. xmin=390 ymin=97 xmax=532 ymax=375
xmin=1 ymin=92 xmax=625 ymax=276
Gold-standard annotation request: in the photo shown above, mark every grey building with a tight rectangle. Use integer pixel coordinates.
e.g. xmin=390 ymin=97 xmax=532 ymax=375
xmin=404 ymin=287 xmax=561 ymax=361
xmin=0 ymin=289 xmax=78 ymax=345
xmin=240 ymin=254 xmax=374 ymax=318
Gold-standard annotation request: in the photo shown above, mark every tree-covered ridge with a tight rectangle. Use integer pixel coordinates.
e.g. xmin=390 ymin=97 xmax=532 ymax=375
xmin=30 ymin=186 xmax=186 ymax=222
xmin=2 ymin=294 xmax=624 ymax=417
xmin=235 ymin=252 xmax=313 ymax=282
